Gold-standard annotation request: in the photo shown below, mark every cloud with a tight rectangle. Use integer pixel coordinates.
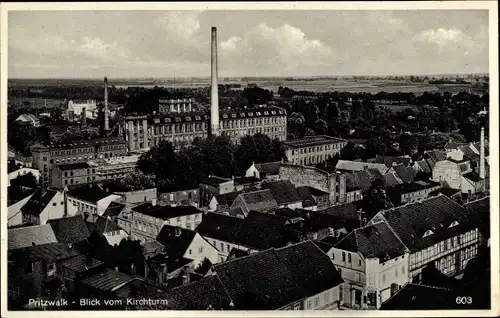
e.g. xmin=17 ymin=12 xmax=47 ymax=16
xmin=78 ymin=36 xmax=131 ymax=62
xmin=413 ymin=28 xmax=475 ymax=51
xmin=220 ymin=23 xmax=336 ymax=76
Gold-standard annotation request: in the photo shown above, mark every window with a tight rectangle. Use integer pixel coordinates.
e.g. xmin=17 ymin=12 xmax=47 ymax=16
xmin=53 ymin=202 xmax=57 ymax=206
xmin=198 ymin=246 xmax=204 ymax=253
xmin=342 ymin=252 xmax=346 ymax=262
xmin=337 ymin=268 xmax=342 ymax=276
xmin=314 ymin=297 xmax=319 ymax=307
xmin=306 ymin=300 xmax=312 ymax=309
xmin=358 ymin=259 xmax=362 ymax=266
xmin=348 ymin=254 xmax=352 ymax=263
xmin=339 ymin=285 xmax=343 ymax=301
xmin=189 ymin=249 xmax=192 ymax=255
xmin=220 ymin=243 xmax=224 ymax=252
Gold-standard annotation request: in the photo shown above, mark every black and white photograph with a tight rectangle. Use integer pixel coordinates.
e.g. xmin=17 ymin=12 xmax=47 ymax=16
xmin=1 ymin=2 xmax=498 ymax=316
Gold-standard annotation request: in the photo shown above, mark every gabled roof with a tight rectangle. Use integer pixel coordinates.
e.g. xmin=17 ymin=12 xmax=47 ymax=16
xmin=214 ymin=191 xmax=241 ymax=206
xmin=334 ymin=222 xmax=407 ymax=261
xmin=20 ymin=188 xmax=59 ymax=216
xmin=60 ymin=254 xmax=104 ymax=273
xmin=376 ymin=195 xmax=472 ymax=251
xmin=167 ymin=275 xmax=233 ymax=310
xmin=462 ymin=171 xmax=482 ymax=183
xmin=295 ymin=187 xmax=316 ymax=207
xmin=132 ymin=203 xmax=203 ymax=220
xmin=48 ymin=215 xmax=90 ymax=243
xmin=8 ymin=242 xmax=81 ymax=264
xmin=90 ymin=216 xmax=122 ymax=235
xmin=238 ymin=189 xmax=278 ymax=212
xmin=253 ymin=162 xmax=281 ymax=175
xmin=197 ymin=211 xmax=299 ymax=250
xmin=155 ymin=225 xmax=196 ymax=261
xmin=8 ymin=224 xmax=58 ymax=250
xmin=213 ymin=241 xmax=343 ymax=310
xmin=7 ymin=185 xmax=36 ymax=206
xmin=102 ymin=201 xmax=126 ymax=218
xmin=384 ymin=173 xmax=401 ymax=187
xmin=375 ymin=155 xmax=411 ymax=167
xmin=262 ymin=180 xmax=301 ymax=205
xmin=67 ymin=185 xmax=114 ymax=204
xmin=464 ymin=196 xmax=490 ymax=238
xmin=392 ymin=164 xmax=415 ymax=184
xmin=416 ymin=160 xmax=432 ymax=174
xmin=80 ymin=268 xmax=136 ymax=292
xmin=305 ymin=203 xmax=361 ymax=232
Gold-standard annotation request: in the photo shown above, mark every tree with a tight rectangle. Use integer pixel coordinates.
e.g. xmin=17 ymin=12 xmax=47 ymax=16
xmin=114 ymin=238 xmax=146 ymax=276
xmin=137 ymin=140 xmax=177 ymax=178
xmin=235 ymin=134 xmax=284 ymax=174
xmin=304 ymin=127 xmax=315 ymax=136
xmin=314 ymin=119 xmax=328 ymax=135
xmin=195 ymin=258 xmax=213 ymax=275
xmin=340 ymin=142 xmax=363 ymax=161
xmin=10 ymin=172 xmax=38 ymax=188
xmin=117 ymin=170 xmax=156 ymax=191
xmin=361 ymin=179 xmax=390 ymax=219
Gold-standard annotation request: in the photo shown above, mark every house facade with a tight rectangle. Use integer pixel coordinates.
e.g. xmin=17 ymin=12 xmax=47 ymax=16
xmin=21 ymin=189 xmax=78 ymax=225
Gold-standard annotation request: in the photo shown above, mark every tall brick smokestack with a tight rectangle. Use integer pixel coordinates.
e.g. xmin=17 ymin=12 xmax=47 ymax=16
xmin=210 ymin=27 xmax=220 ymax=136
xmin=104 ymin=77 xmax=110 ymax=135
xmin=81 ymin=107 xmax=87 ymax=126
xmin=480 ymin=126 xmax=485 ymax=179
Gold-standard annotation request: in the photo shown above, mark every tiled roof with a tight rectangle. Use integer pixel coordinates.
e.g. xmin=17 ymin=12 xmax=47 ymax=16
xmin=214 ymin=191 xmax=241 ymax=206
xmin=375 ymin=155 xmax=412 ymax=167
xmin=384 ymin=173 xmax=401 ymax=187
xmin=459 ymin=146 xmax=480 ymax=161
xmin=335 ymin=222 xmax=407 ymax=261
xmin=91 ymin=216 xmax=122 ymax=235
xmin=8 ymin=224 xmax=58 ymax=250
xmin=295 ymin=187 xmax=316 ymax=208
xmin=60 ymin=254 xmax=104 ymax=273
xmin=132 ymin=203 xmax=203 ymax=220
xmin=167 ymin=275 xmax=233 ymax=310
xmin=336 ymin=160 xmax=389 ymax=174
xmin=464 ymin=197 xmax=490 ymax=238
xmin=20 ymin=188 xmax=58 ymax=216
xmin=197 ymin=211 xmax=299 ymax=250
xmin=80 ymin=268 xmax=136 ymax=292
xmin=213 ymin=241 xmax=343 ymax=310
xmin=283 ymin=135 xmax=346 ymax=148
xmin=239 ymin=190 xmax=279 ymax=212
xmin=155 ymin=225 xmax=196 ymax=261
xmin=228 ymin=247 xmax=251 ymax=259
xmin=48 ymin=215 xmax=91 ymax=243
xmin=233 ymin=176 xmax=258 ymax=186
xmin=262 ymin=180 xmax=301 ymax=205
xmin=67 ymin=185 xmax=112 ymax=203
xmin=377 ymin=195 xmax=472 ymax=251
xmin=387 ymin=180 xmax=440 ymax=195
xmin=8 ymin=242 xmax=80 ymax=263
xmin=416 ymin=160 xmax=432 ymax=174
xmin=253 ymin=162 xmax=281 ymax=175
xmin=102 ymin=201 xmax=126 ymax=218
xmin=392 ymin=164 xmax=415 ymax=184
xmin=425 ymin=150 xmax=447 ymax=163
xmin=346 ymin=170 xmax=376 ymax=191
xmin=380 ymin=283 xmax=466 ymax=310
xmin=305 ymin=203 xmax=361 ymax=232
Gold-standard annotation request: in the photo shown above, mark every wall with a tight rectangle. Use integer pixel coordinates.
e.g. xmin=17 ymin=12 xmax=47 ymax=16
xmin=432 ymin=161 xmax=461 ymax=189
xmin=104 ymin=229 xmax=128 ymax=246
xmin=38 ymin=191 xmax=78 ymax=224
xmin=202 ymin=236 xmax=257 ymax=263
xmin=285 ymin=141 xmax=346 ymax=166
xmin=279 ymin=164 xmax=329 ymax=193
xmin=184 ymin=233 xmax=219 ymax=267
xmin=115 ymin=188 xmax=157 ymax=204
xmin=8 ymin=194 xmax=34 ymax=227
xmin=245 ymin=164 xmax=260 ymax=179
xmin=96 ymin=194 xmax=122 ymax=215
xmin=303 ymin=286 xmax=341 ymax=310
xmin=68 ymin=197 xmax=97 ymax=215
xmin=401 ymin=185 xmax=441 ymax=204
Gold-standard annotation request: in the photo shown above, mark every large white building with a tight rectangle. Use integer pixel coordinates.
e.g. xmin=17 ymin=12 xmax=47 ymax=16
xmin=67 ymin=100 xmax=98 ymax=120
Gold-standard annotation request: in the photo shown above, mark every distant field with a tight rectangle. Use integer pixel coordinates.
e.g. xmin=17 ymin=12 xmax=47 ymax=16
xmin=9 ymin=97 xmax=65 ymax=108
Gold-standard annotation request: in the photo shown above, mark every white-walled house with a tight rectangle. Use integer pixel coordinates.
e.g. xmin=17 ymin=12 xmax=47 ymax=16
xmin=20 ymin=188 xmax=78 ymax=225
xmin=89 ymin=216 xmax=128 ymax=246
xmin=8 ymin=192 xmax=35 ymax=227
xmin=330 ymin=221 xmax=410 ymax=309
xmin=432 ymin=159 xmax=472 ymax=189
xmin=156 ymin=225 xmax=219 ymax=267
xmin=66 ymin=185 xmax=121 ymax=216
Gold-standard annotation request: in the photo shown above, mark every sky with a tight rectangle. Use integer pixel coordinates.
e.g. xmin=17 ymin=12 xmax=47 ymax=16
xmin=8 ymin=10 xmax=489 ymax=78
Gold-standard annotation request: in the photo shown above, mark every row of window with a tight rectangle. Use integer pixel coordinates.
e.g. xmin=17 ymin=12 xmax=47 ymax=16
xmin=50 ymin=145 xmax=123 ymax=156
xmin=63 ymin=176 xmax=96 ymax=185
xmin=290 ymin=143 xmax=344 ymax=156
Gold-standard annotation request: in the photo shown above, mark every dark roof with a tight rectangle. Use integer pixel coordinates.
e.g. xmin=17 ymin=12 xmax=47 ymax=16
xmin=60 ymin=254 xmax=104 ymax=273
xmin=199 ymin=176 xmax=232 ymax=187
xmin=464 ymin=197 xmax=490 ymax=238
xmin=233 ymin=176 xmax=257 ymax=186
xmin=462 ymin=171 xmax=482 ymax=183
xmin=416 ymin=160 xmax=432 ymax=174
xmin=262 ymin=180 xmax=302 ymax=205
xmin=313 ymin=240 xmax=334 ymax=253
xmin=155 ymin=225 xmax=196 ymax=260
xmin=56 ymin=162 xmax=92 ymax=171
xmin=102 ymin=201 xmax=126 ymax=218
xmin=90 ymin=216 xmax=122 ymax=235
xmin=283 ymin=135 xmax=346 ymax=148
xmin=238 ymin=189 xmax=278 ymax=211
xmin=80 ymin=268 xmax=135 ymax=292
xmin=429 ymin=188 xmax=461 ymax=198
xmin=228 ymin=247 xmax=251 ymax=259
xmin=304 ymin=203 xmax=361 ymax=232
xmin=20 ymin=188 xmax=58 ymax=216
xmin=167 ymin=275 xmax=233 ymax=310
xmin=380 ymin=283 xmax=468 ymax=310
xmin=346 ymin=170 xmax=377 ymax=191
xmin=67 ymin=185 xmax=112 ymax=203
xmin=295 ymin=187 xmax=316 ymax=208
xmin=392 ymin=164 xmax=415 ymax=183
xmin=377 ymin=195 xmax=472 ymax=251
xmin=459 ymin=146 xmax=480 ymax=161
xmin=213 ymin=241 xmax=343 ymax=310
xmin=335 ymin=222 xmax=407 ymax=261
xmin=253 ymin=162 xmax=281 ymax=175
xmin=272 ymin=207 xmax=303 ymax=219
xmin=7 ymin=185 xmax=36 ymax=206
xmin=375 ymin=155 xmax=412 ymax=167
xmin=425 ymin=150 xmax=447 ymax=163
xmin=444 ymin=142 xmax=468 ymax=150
xmin=8 ymin=242 xmax=80 ymax=263
xmin=48 ymin=215 xmax=91 ymax=243
xmin=387 ymin=181 xmax=440 ymax=195
xmin=8 ymin=224 xmax=58 ymax=250
xmin=306 ymin=187 xmax=329 ymax=197
xmin=197 ymin=211 xmax=299 ymax=250
xmin=132 ymin=203 xmax=203 ymax=220
xmin=214 ymin=191 xmax=241 ymax=206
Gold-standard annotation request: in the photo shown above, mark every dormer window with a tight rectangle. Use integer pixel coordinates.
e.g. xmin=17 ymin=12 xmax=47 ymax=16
xmin=448 ymin=221 xmax=459 ymax=228
xmin=422 ymin=230 xmax=434 ymax=238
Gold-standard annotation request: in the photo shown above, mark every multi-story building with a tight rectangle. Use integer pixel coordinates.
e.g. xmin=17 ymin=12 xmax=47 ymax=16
xmin=31 ymin=137 xmax=127 ymax=187
xmin=368 ymin=195 xmax=484 ymax=283
xmin=67 ymin=100 xmax=98 ymax=119
xmin=120 ymin=106 xmax=287 ymax=152
xmin=330 ymin=221 xmax=410 ymax=309
xmin=51 ymin=163 xmax=96 ymax=189
xmin=432 ymin=158 xmax=472 ymax=189
xmin=88 ymin=154 xmax=140 ymax=181
xmin=158 ymin=187 xmax=200 ymax=207
xmin=199 ymin=176 xmax=235 ymax=206
xmin=130 ymin=201 xmax=203 ymax=244
xmin=157 ymin=98 xmax=194 ymax=114
xmin=283 ymin=136 xmax=347 ymax=166
xmin=386 ymin=180 xmax=441 ymax=206
xmin=66 ymin=185 xmax=121 ymax=217
xmin=20 ymin=188 xmax=78 ymax=225
xmin=279 ymin=164 xmax=347 ymax=206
